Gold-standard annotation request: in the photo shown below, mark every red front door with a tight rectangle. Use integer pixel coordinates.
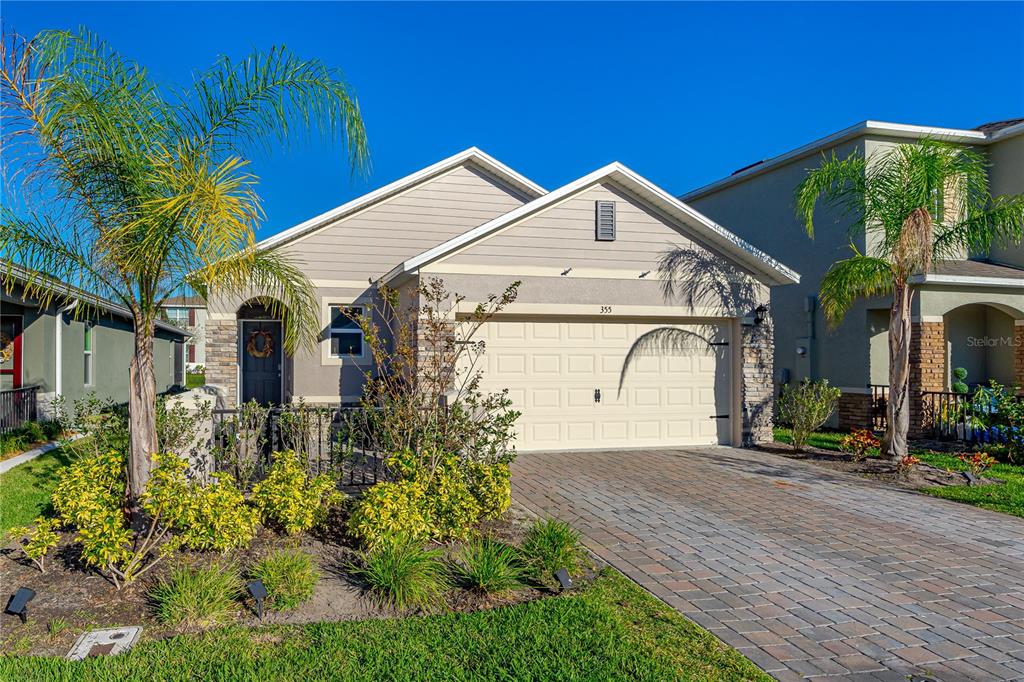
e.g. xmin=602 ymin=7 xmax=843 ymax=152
xmin=0 ymin=315 xmax=23 ymax=390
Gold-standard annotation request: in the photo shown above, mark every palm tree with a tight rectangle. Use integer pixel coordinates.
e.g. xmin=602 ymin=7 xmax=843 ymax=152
xmin=796 ymin=140 xmax=1024 ymax=461
xmin=1 ymin=28 xmax=368 ymax=517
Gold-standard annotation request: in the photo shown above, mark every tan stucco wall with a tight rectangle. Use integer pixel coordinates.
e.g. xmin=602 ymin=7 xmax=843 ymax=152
xmin=686 ymin=138 xmax=872 ymax=392
xmin=988 ymin=132 xmax=1024 ymax=268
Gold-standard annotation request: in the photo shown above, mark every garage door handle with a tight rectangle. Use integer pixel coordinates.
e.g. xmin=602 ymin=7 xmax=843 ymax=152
xmin=709 ymin=414 xmax=730 ymax=419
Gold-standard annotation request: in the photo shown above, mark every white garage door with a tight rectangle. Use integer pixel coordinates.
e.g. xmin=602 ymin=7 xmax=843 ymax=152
xmin=473 ymin=318 xmax=733 ymax=451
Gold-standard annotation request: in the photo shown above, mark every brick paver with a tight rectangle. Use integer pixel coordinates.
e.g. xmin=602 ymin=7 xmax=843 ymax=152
xmin=514 ymin=447 xmax=1024 ymax=681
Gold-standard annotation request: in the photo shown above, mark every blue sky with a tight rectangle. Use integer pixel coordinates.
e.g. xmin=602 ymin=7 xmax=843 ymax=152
xmin=6 ymin=1 xmax=1024 ymax=240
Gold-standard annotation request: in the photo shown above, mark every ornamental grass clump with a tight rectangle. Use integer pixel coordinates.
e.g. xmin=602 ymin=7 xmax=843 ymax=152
xmin=249 ymin=549 xmax=320 ymax=611
xmin=521 ymin=518 xmax=587 ymax=585
xmin=150 ymin=562 xmax=242 ymax=629
xmin=251 ymin=450 xmax=345 ymax=535
xmin=353 ymin=536 xmax=450 ymax=613
xmin=454 ymin=536 xmax=525 ymax=596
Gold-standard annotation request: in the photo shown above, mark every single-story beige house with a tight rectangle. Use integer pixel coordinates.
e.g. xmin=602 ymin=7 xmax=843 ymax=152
xmin=206 ymin=149 xmax=799 ymax=450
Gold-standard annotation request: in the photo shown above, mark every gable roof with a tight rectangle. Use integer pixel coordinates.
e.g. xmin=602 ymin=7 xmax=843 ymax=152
xmin=385 ymin=162 xmax=800 ymax=286
xmin=256 ymin=147 xmax=547 ymax=250
xmin=680 ymin=119 xmax=1024 ymax=202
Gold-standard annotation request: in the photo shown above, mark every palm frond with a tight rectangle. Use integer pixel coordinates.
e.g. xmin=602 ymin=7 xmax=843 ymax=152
xmin=818 ymin=253 xmax=894 ymax=325
xmin=182 ymin=45 xmax=369 ymax=175
xmin=794 ymin=151 xmax=866 ymax=238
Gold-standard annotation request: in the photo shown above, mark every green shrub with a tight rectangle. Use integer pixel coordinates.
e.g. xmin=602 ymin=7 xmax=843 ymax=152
xmin=249 ymin=549 xmax=320 ymax=611
xmin=9 ymin=517 xmax=61 ymax=572
xmin=251 ymin=450 xmax=345 ymax=534
xmin=353 ymin=537 xmax=449 ymax=612
xmin=466 ymin=461 xmax=511 ymax=519
xmin=521 ymin=518 xmax=587 ymax=584
xmin=0 ymin=432 xmax=29 ymax=457
xmin=41 ymin=419 xmax=63 ymax=440
xmin=20 ymin=421 xmax=45 ymax=444
xmin=454 ymin=536 xmax=524 ymax=595
xmin=150 ymin=562 xmax=241 ymax=629
xmin=348 ymin=479 xmax=431 ymax=547
xmin=952 ymin=367 xmax=970 ymax=395
xmin=776 ymin=379 xmax=841 ymax=452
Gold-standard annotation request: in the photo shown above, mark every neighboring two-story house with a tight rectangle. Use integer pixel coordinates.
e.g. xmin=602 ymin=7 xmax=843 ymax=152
xmin=161 ymin=296 xmax=207 ymax=370
xmin=681 ymin=119 xmax=1024 ymax=436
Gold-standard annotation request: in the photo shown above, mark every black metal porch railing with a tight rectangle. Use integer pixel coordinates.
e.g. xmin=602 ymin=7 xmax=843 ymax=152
xmin=921 ymin=389 xmax=1019 ymax=444
xmin=0 ymin=385 xmax=40 ymax=433
xmin=211 ymin=405 xmax=387 ymax=488
xmin=870 ymin=384 xmax=889 ymax=431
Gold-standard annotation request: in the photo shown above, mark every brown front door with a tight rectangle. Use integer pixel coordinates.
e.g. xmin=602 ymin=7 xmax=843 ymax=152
xmin=0 ymin=315 xmax=23 ymax=390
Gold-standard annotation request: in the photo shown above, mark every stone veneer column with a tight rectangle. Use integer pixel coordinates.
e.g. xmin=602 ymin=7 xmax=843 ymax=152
xmin=204 ymin=318 xmax=238 ymax=405
xmin=909 ymin=320 xmax=945 ymax=438
xmin=741 ymin=318 xmax=774 ymax=445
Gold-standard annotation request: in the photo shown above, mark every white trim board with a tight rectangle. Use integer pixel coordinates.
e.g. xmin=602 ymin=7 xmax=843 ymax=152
xmin=909 ymin=274 xmax=1024 ymax=289
xmin=387 ymin=162 xmax=800 ymax=287
xmin=255 ymin=148 xmax=546 ymax=251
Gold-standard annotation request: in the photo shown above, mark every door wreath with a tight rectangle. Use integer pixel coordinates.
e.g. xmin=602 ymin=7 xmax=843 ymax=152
xmin=246 ymin=330 xmax=274 ymax=358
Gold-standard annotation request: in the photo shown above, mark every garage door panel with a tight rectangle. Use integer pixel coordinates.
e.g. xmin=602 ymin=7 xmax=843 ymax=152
xmin=473 ymin=318 xmax=733 ymax=451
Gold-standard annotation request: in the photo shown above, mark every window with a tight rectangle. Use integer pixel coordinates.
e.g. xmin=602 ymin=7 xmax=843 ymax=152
xmin=165 ymin=307 xmax=190 ymax=329
xmin=328 ymin=306 xmax=364 ymax=357
xmin=84 ymin=322 xmax=94 ymax=386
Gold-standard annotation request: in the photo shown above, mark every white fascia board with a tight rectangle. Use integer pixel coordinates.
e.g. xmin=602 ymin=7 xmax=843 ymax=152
xmin=988 ymin=121 xmax=1024 ymax=142
xmin=909 ymin=273 xmax=1024 ymax=289
xmin=387 ymin=162 xmax=800 ymax=287
xmin=681 ymin=120 xmax=989 ymax=202
xmin=255 ymin=147 xmax=546 ymax=251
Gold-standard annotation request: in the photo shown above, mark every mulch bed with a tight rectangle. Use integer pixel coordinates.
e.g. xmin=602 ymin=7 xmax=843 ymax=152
xmin=0 ymin=505 xmax=553 ymax=658
xmin=755 ymin=442 xmax=1002 ymax=490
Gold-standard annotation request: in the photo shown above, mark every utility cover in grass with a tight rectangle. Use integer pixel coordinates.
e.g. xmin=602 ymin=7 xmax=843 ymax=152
xmin=67 ymin=627 xmax=142 ymax=660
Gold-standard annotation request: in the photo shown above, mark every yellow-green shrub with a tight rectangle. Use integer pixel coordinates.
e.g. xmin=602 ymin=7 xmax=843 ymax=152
xmin=251 ymin=450 xmax=345 ymax=534
xmin=466 ymin=461 xmax=511 ymax=519
xmin=10 ymin=517 xmax=61 ymax=572
xmin=348 ymin=479 xmax=431 ymax=547
xmin=426 ymin=454 xmax=480 ymax=540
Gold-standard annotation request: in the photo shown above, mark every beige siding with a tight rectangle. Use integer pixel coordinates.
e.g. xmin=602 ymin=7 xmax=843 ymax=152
xmin=278 ymin=164 xmax=530 ymax=279
xmin=445 ymin=181 xmax=715 ymax=270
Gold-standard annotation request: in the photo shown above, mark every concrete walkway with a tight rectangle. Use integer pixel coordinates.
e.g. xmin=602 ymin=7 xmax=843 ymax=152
xmin=513 ymin=447 xmax=1024 ymax=681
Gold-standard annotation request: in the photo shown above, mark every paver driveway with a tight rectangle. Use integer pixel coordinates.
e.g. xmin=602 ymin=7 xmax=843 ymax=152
xmin=513 ymin=447 xmax=1024 ymax=681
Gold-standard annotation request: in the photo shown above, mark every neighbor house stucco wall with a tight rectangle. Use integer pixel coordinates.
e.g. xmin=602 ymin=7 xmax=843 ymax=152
xmin=686 ymin=138 xmax=870 ymax=394
xmin=987 ymin=132 xmax=1024 ymax=268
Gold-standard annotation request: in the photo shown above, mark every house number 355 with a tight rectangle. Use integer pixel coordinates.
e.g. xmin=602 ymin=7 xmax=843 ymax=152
xmin=600 ymin=306 xmax=612 ymax=314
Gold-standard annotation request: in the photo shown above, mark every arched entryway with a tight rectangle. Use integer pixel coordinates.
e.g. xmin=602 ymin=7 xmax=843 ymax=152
xmin=943 ymin=302 xmax=1021 ymax=389
xmin=237 ymin=299 xmax=288 ymax=405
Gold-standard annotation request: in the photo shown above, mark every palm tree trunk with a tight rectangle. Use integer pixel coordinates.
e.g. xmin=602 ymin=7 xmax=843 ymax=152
xmin=883 ymin=281 xmax=912 ymax=461
xmin=128 ymin=316 xmax=157 ymax=526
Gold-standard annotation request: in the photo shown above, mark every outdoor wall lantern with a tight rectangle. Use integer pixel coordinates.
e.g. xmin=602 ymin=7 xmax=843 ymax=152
xmin=753 ymin=304 xmax=768 ymax=326
xmin=554 ymin=568 xmax=574 ymax=591
xmin=5 ymin=587 xmax=36 ymax=624
xmin=246 ymin=580 xmax=268 ymax=620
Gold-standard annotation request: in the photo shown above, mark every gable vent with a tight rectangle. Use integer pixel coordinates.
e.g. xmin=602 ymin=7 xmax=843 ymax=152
xmin=595 ymin=200 xmax=616 ymax=241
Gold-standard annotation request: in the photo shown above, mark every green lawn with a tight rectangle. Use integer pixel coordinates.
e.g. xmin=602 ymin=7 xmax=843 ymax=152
xmin=773 ymin=427 xmax=1024 ymax=518
xmin=185 ymin=372 xmax=206 ymax=389
xmin=0 ymin=569 xmax=769 ymax=681
xmin=0 ymin=447 xmax=74 ymax=539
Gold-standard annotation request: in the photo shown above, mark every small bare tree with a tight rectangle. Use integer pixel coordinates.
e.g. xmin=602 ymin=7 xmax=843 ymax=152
xmin=350 ymin=277 xmax=521 ymax=475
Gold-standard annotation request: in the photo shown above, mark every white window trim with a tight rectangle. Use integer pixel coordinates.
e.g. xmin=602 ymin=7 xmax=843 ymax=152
xmin=84 ymin=322 xmax=95 ymax=387
xmin=320 ymin=297 xmax=370 ymax=366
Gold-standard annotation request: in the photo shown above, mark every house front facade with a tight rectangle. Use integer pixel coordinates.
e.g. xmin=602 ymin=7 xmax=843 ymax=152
xmin=1 ymin=266 xmax=189 ymax=421
xmin=205 ymin=149 xmax=799 ymax=450
xmin=681 ymin=119 xmax=1024 ymax=435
